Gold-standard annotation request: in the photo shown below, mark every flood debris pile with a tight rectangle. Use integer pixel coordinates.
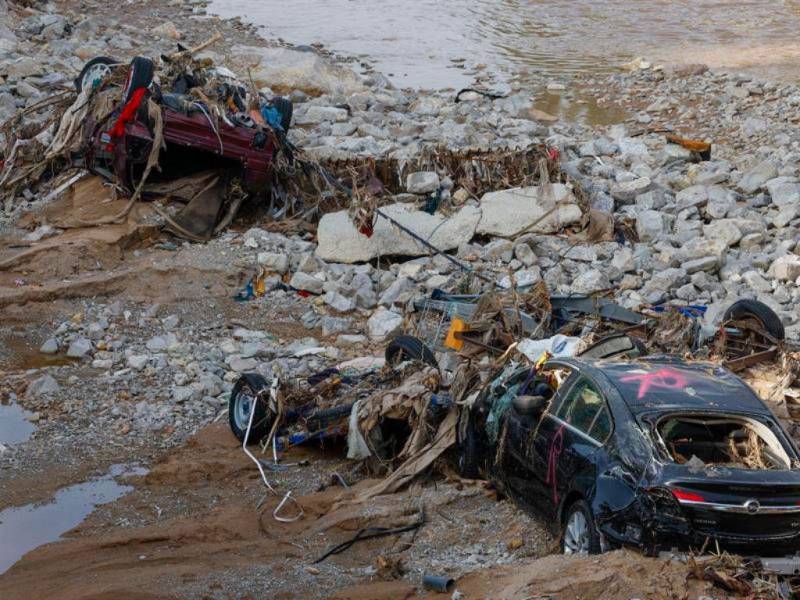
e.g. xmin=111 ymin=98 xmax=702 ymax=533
xmin=6 ymin=0 xmax=800 ymax=598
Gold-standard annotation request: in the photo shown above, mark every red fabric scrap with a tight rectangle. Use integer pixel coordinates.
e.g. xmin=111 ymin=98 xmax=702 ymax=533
xmin=106 ymin=87 xmax=147 ymax=150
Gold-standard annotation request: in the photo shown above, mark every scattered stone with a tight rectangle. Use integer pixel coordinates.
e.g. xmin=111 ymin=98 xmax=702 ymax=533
xmin=290 ymin=272 xmax=325 ymax=294
xmin=127 ymin=355 xmax=150 ymax=371
xmin=26 ymin=374 xmax=60 ymax=398
xmin=39 ymin=338 xmax=58 ymax=354
xmin=406 ymin=171 xmax=440 ymax=194
xmin=66 ymin=337 xmax=92 ymax=358
xmin=367 ymin=307 xmax=403 ymax=340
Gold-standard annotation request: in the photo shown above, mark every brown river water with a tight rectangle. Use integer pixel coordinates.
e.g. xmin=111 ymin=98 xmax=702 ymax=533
xmin=211 ymin=0 xmax=800 ymax=89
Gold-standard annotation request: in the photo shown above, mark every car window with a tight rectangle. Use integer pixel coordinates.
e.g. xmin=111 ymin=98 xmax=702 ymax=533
xmin=588 ymin=404 xmax=612 ymax=444
xmin=555 ymin=377 xmax=612 ymax=442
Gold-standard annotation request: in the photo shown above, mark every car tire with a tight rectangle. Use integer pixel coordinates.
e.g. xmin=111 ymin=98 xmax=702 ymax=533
xmin=271 ymin=96 xmax=293 ymax=131
xmin=122 ymin=56 xmax=155 ymax=101
xmin=385 ymin=335 xmax=438 ymax=369
xmin=75 ymin=56 xmax=118 ymax=92
xmin=562 ymin=500 xmax=601 ymax=555
xmin=457 ymin=411 xmax=481 ymax=478
xmin=228 ymin=373 xmax=274 ymax=444
xmin=723 ymin=299 xmax=785 ymax=341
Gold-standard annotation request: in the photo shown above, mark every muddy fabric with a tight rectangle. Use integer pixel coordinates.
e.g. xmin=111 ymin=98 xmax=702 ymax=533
xmin=355 ymin=409 xmax=458 ymax=500
xmin=355 ymin=367 xmax=439 ymax=438
xmin=143 ymin=170 xmax=223 ymax=203
xmin=346 ymin=399 xmax=371 ymax=460
xmin=164 ymin=175 xmax=225 ymax=240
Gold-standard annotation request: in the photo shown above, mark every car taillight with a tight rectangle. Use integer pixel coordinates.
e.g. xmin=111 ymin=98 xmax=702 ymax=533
xmin=671 ymin=488 xmax=706 ymax=503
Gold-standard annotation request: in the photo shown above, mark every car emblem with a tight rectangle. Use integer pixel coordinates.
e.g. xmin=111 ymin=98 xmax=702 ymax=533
xmin=743 ymin=499 xmax=761 ymax=514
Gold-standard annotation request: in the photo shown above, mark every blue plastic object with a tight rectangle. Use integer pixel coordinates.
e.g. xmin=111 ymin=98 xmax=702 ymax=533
xmin=260 ymin=105 xmax=284 ymax=131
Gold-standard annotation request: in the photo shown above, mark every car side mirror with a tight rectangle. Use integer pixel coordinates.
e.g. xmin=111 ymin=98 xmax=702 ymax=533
xmin=512 ymin=395 xmax=547 ymax=417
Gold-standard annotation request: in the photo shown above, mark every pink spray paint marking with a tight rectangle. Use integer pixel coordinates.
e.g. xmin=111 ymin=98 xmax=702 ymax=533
xmin=545 ymin=424 xmax=565 ymax=505
xmin=618 ymin=367 xmax=689 ymax=400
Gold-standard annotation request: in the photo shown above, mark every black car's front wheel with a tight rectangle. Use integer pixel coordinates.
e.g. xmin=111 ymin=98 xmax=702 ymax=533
xmin=562 ymin=500 xmax=601 ymax=555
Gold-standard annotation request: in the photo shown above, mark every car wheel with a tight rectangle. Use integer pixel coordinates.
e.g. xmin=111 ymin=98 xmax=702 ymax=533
xmin=562 ymin=500 xmax=601 ymax=555
xmin=723 ymin=299 xmax=785 ymax=341
xmin=75 ymin=56 xmax=118 ymax=92
xmin=385 ymin=335 xmax=438 ymax=369
xmin=228 ymin=374 xmax=274 ymax=444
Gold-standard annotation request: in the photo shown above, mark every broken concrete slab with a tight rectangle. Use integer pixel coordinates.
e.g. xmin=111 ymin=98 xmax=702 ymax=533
xmin=230 ymin=44 xmax=366 ymax=96
xmin=316 ymin=202 xmax=481 ymax=263
xmin=476 ymin=183 xmax=581 ymax=237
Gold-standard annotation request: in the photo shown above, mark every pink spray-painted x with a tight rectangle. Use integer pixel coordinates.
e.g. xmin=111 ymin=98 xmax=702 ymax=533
xmin=618 ymin=367 xmax=689 ymax=400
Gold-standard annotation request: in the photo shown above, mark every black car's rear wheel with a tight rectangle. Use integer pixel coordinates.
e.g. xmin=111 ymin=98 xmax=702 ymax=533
xmin=562 ymin=500 xmax=601 ymax=555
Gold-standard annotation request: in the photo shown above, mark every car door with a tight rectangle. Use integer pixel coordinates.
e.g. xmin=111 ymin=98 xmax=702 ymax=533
xmin=530 ymin=375 xmax=613 ymax=519
xmin=497 ymin=368 xmax=540 ymax=500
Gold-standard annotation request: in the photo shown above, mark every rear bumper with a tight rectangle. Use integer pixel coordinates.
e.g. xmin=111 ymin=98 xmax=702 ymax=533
xmin=647 ymin=524 xmax=800 ymax=557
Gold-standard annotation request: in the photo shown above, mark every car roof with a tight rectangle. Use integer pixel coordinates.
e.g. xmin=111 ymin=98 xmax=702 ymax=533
xmin=549 ymin=356 xmax=770 ymax=416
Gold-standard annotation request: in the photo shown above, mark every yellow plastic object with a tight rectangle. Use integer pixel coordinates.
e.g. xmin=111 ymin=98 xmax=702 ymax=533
xmin=444 ymin=317 xmax=468 ymax=351
xmin=535 ymin=350 xmax=552 ymax=372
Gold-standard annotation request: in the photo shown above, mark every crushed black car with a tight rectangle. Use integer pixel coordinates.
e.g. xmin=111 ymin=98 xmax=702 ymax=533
xmin=459 ymin=356 xmax=800 ymax=559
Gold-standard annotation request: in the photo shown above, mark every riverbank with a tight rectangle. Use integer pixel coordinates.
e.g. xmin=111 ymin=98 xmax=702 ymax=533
xmin=2 ymin=0 xmax=800 ymax=598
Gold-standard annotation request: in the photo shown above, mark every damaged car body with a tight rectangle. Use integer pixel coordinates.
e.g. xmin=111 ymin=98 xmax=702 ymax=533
xmin=461 ymin=356 xmax=800 ymax=559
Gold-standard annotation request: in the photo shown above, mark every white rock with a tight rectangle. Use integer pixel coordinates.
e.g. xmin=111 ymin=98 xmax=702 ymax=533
xmin=767 ymin=180 xmax=800 ymax=207
xmin=337 ymin=334 xmax=368 ymax=346
xmin=771 ymin=255 xmax=800 ymax=281
xmin=66 ymin=337 xmax=92 ymax=358
xmin=397 ymin=262 xmax=425 ymax=279
xmin=295 ymin=106 xmax=349 ymax=124
xmin=232 ymin=327 xmax=266 ymax=340
xmin=498 ymin=267 xmax=542 ymax=289
xmin=610 ymin=177 xmax=651 ymax=202
xmin=127 ymin=355 xmax=150 ymax=371
xmin=703 ymin=220 xmax=742 ymax=248
xmin=406 ymin=171 xmax=440 ymax=194
xmin=257 ymin=252 xmax=289 ymax=273
xmin=39 ymin=338 xmax=58 ymax=354
xmin=477 ymin=184 xmax=581 ymax=237
xmin=153 ymin=21 xmax=180 ymax=39
xmin=367 ymin=308 xmax=403 ymax=340
xmin=26 ymin=374 xmax=60 ymax=398
xmin=379 ymin=277 xmax=416 ymax=306
xmin=316 ymin=203 xmax=481 ymax=263
xmin=228 ymin=356 xmax=258 ymax=372
xmin=424 ymin=274 xmax=449 ymax=291
xmin=290 ymin=272 xmax=324 ymax=294
xmin=676 ymin=185 xmax=708 ymax=209
xmin=738 ymin=161 xmax=778 ymax=194
xmin=636 ymin=210 xmax=667 ymax=242
xmin=232 ymin=45 xmax=366 ymax=96
xmin=171 ymin=386 xmax=195 ymax=403
xmin=324 ymin=290 xmax=356 ymax=312
xmin=571 ymin=269 xmax=611 ymax=295
xmin=742 ymin=271 xmax=772 ymax=293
